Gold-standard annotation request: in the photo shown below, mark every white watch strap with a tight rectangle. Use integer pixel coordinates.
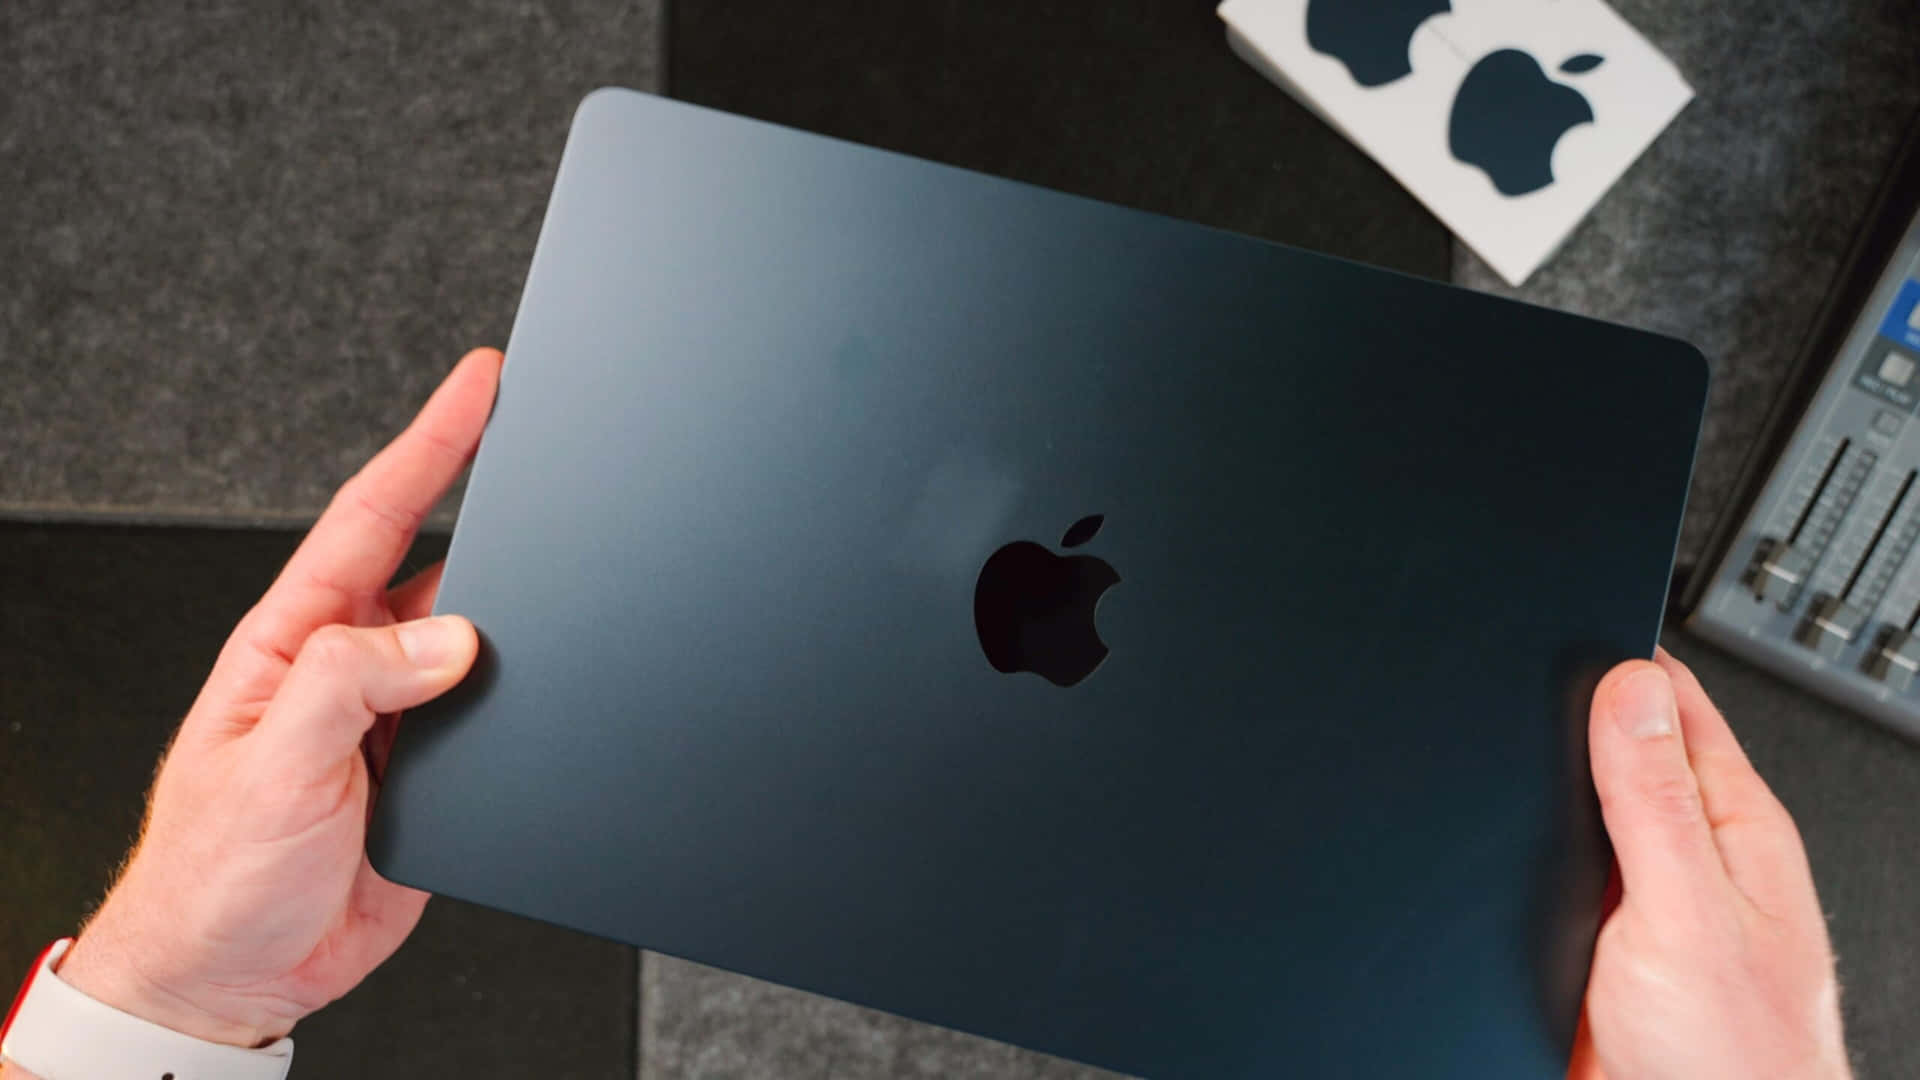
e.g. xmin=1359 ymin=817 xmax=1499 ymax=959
xmin=1 ymin=940 xmax=293 ymax=1080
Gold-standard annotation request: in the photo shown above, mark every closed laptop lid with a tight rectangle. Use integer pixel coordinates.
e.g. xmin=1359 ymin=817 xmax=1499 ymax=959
xmin=369 ymin=88 xmax=1707 ymax=1079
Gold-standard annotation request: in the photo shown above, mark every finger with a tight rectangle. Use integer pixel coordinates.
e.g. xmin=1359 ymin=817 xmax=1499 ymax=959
xmin=1588 ymin=660 xmax=1728 ymax=916
xmin=1563 ymin=1005 xmax=1601 ymax=1080
xmin=1654 ymin=648 xmax=1812 ymax=917
xmin=362 ymin=711 xmax=402 ymax=792
xmin=1599 ymin=858 xmax=1623 ymax=919
xmin=338 ymin=855 xmax=430 ymax=978
xmin=266 ymin=348 xmax=501 ymax=626
xmin=253 ymin=616 xmax=479 ymax=777
xmin=188 ymin=353 xmax=497 ymax=742
xmin=1652 ymin=648 xmax=1781 ymax=822
xmin=387 ymin=560 xmax=447 ymax=623
xmin=360 ymin=564 xmax=441 ymax=799
xmin=1651 ymin=646 xmax=1749 ymax=760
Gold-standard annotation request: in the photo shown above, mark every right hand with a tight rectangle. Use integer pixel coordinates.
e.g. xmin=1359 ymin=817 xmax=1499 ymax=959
xmin=1568 ymin=648 xmax=1852 ymax=1080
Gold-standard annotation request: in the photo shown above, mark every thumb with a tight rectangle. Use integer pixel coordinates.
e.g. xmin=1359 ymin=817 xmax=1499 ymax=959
xmin=1588 ymin=660 xmax=1728 ymax=915
xmin=254 ymin=616 xmax=478 ymax=774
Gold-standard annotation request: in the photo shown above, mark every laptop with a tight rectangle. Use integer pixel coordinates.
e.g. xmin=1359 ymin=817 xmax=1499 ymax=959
xmin=368 ymin=88 xmax=1707 ymax=1079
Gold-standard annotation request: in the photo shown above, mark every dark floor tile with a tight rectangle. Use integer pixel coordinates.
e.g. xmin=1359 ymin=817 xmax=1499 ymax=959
xmin=297 ymin=896 xmax=636 ymax=1080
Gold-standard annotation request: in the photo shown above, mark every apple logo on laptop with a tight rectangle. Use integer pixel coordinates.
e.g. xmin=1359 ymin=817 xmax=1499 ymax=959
xmin=1305 ymin=0 xmax=1453 ymax=87
xmin=974 ymin=514 xmax=1119 ymax=687
xmin=1449 ymin=49 xmax=1603 ymax=196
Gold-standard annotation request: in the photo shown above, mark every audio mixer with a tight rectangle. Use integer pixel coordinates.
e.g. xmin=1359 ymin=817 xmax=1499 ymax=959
xmin=1684 ymin=115 xmax=1920 ymax=740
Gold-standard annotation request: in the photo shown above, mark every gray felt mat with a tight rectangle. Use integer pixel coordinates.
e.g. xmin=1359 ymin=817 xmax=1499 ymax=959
xmin=1453 ymin=0 xmax=1920 ymax=569
xmin=0 ymin=0 xmax=662 ymax=527
xmin=641 ymin=953 xmax=1123 ymax=1080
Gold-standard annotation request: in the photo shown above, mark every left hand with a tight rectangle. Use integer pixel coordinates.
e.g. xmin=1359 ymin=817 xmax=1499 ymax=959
xmin=53 ymin=347 xmax=504 ymax=1047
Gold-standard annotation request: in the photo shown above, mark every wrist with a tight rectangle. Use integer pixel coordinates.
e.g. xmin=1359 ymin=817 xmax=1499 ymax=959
xmin=59 ymin=917 xmax=284 ymax=1049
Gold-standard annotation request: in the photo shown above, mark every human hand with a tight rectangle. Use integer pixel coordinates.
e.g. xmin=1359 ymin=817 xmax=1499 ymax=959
xmin=49 ymin=348 xmax=504 ymax=1048
xmin=1566 ymin=648 xmax=1851 ymax=1080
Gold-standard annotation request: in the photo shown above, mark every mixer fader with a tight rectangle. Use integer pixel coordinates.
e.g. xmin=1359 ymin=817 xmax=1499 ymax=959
xmin=1686 ymin=144 xmax=1920 ymax=739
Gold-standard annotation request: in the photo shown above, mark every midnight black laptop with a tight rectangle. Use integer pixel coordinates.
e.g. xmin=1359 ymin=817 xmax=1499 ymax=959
xmin=369 ymin=88 xmax=1707 ymax=1079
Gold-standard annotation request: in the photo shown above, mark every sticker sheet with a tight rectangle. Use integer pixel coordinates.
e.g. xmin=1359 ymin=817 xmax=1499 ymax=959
xmin=1220 ymin=0 xmax=1692 ymax=285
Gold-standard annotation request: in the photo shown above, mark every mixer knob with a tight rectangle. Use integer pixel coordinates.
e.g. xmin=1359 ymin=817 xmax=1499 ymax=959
xmin=1794 ymin=594 xmax=1865 ymax=659
xmin=1746 ymin=538 xmax=1813 ymax=609
xmin=1864 ymin=628 xmax=1920 ymax=692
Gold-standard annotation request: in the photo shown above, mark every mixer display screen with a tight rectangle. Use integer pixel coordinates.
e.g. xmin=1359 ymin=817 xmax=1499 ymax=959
xmin=1879 ymin=281 xmax=1920 ymax=350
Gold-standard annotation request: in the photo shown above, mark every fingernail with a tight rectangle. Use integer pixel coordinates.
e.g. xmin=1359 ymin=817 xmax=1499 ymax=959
xmin=396 ymin=615 xmax=462 ymax=668
xmin=1612 ymin=666 xmax=1677 ymax=739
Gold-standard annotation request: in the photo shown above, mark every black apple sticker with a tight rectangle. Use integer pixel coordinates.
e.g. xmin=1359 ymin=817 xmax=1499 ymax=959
xmin=1448 ymin=49 xmax=1604 ymax=196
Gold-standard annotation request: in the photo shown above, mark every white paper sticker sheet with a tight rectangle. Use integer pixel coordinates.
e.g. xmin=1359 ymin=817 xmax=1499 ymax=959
xmin=1220 ymin=0 xmax=1692 ymax=285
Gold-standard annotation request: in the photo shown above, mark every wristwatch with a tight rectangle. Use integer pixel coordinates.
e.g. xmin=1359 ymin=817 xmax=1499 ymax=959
xmin=1 ymin=939 xmax=293 ymax=1079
